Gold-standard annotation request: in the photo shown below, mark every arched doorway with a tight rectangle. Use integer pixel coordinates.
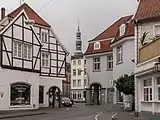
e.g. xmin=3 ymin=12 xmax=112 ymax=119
xmin=90 ymin=83 xmax=101 ymax=105
xmin=48 ymin=86 xmax=61 ymax=108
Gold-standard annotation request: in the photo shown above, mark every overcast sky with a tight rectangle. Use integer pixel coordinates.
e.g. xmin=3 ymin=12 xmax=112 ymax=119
xmin=0 ymin=0 xmax=138 ymax=59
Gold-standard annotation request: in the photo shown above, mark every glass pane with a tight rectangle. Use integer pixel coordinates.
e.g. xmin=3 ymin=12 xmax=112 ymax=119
xmin=24 ymin=45 xmax=27 ymax=58
xmin=10 ymin=83 xmax=30 ymax=105
xmin=157 ymin=77 xmax=160 ymax=85
xmin=13 ymin=42 xmax=17 ymax=56
xmin=28 ymin=46 xmax=31 ymax=59
xmin=18 ymin=43 xmax=22 ymax=57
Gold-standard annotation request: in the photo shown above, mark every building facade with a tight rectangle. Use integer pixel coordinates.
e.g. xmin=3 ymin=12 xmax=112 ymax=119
xmin=0 ymin=3 xmax=68 ymax=110
xmin=134 ymin=0 xmax=160 ymax=113
xmin=62 ymin=62 xmax=71 ymax=97
xmin=70 ymin=25 xmax=86 ymax=102
xmin=110 ymin=15 xmax=135 ymax=104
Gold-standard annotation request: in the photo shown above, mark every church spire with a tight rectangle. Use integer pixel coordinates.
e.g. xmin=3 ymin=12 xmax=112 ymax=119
xmin=75 ymin=21 xmax=82 ymax=56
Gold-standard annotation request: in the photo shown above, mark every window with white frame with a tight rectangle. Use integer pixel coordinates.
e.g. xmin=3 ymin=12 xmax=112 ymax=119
xmin=73 ymin=60 xmax=76 ymax=65
xmin=77 ymin=79 xmax=81 ymax=87
xmin=143 ymin=79 xmax=152 ymax=101
xmin=93 ymin=57 xmax=100 ymax=71
xmin=117 ymin=46 xmax=123 ymax=64
xmin=41 ymin=32 xmax=48 ymax=43
xmin=157 ymin=77 xmax=160 ymax=100
xmin=13 ymin=41 xmax=22 ymax=58
xmin=154 ymin=25 xmax=160 ymax=37
xmin=24 ymin=44 xmax=32 ymax=59
xmin=84 ymin=79 xmax=87 ymax=87
xmin=42 ymin=53 xmax=49 ymax=67
xmin=77 ymin=91 xmax=81 ymax=99
xmin=78 ymin=60 xmax=81 ymax=65
xmin=94 ymin=42 xmax=101 ymax=50
xmin=119 ymin=24 xmax=125 ymax=36
xmin=73 ymin=91 xmax=76 ymax=99
xmin=73 ymin=80 xmax=76 ymax=87
xmin=78 ymin=69 xmax=81 ymax=76
xmin=107 ymin=55 xmax=113 ymax=70
xmin=73 ymin=69 xmax=76 ymax=76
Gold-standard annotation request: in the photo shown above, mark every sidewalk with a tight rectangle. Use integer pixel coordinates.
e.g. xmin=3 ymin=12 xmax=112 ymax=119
xmin=0 ymin=107 xmax=61 ymax=119
xmin=116 ymin=111 xmax=160 ymax=120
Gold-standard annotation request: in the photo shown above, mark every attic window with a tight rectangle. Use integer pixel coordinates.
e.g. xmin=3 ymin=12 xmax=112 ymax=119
xmin=119 ymin=24 xmax=125 ymax=36
xmin=154 ymin=25 xmax=160 ymax=37
xmin=94 ymin=42 xmax=101 ymax=50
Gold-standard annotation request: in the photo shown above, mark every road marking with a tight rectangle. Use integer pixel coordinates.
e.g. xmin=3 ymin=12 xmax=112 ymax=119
xmin=95 ymin=113 xmax=102 ymax=120
xmin=112 ymin=113 xmax=117 ymax=119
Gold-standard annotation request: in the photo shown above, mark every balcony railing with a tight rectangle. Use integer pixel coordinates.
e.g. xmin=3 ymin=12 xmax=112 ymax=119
xmin=139 ymin=38 xmax=160 ymax=63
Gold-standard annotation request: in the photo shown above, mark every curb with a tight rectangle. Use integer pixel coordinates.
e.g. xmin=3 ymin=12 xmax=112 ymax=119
xmin=0 ymin=112 xmax=47 ymax=119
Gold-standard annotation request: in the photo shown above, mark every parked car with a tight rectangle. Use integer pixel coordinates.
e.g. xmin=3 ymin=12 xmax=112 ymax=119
xmin=61 ymin=97 xmax=72 ymax=107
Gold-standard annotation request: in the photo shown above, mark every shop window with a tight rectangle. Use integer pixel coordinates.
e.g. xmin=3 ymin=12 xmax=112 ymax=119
xmin=10 ymin=83 xmax=30 ymax=106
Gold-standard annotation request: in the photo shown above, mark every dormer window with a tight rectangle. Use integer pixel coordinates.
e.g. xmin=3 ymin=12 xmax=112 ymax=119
xmin=119 ymin=24 xmax=125 ymax=36
xmin=154 ymin=25 xmax=160 ymax=37
xmin=94 ymin=42 xmax=100 ymax=50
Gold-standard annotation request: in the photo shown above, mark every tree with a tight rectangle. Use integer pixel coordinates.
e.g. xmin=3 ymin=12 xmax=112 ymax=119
xmin=116 ymin=74 xmax=134 ymax=95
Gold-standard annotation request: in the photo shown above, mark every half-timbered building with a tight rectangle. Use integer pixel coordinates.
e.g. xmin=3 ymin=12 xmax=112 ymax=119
xmin=0 ymin=3 xmax=68 ymax=110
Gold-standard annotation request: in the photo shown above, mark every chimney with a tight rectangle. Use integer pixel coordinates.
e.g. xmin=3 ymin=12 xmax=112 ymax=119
xmin=1 ymin=7 xmax=5 ymax=20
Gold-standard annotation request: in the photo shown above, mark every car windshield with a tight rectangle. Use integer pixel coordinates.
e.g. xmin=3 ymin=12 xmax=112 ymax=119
xmin=62 ymin=97 xmax=70 ymax=102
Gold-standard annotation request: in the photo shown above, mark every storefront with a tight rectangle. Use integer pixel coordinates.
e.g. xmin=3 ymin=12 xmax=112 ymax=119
xmin=10 ymin=83 xmax=31 ymax=106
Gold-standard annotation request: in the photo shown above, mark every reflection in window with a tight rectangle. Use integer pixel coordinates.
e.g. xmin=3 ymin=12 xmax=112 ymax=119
xmin=10 ymin=83 xmax=30 ymax=106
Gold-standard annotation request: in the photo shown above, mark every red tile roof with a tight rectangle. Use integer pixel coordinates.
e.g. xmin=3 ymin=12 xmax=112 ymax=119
xmin=85 ymin=15 xmax=134 ymax=55
xmin=90 ymin=15 xmax=133 ymax=41
xmin=112 ymin=20 xmax=134 ymax=44
xmin=84 ymin=40 xmax=112 ymax=55
xmin=7 ymin=3 xmax=50 ymax=27
xmin=134 ymin=0 xmax=160 ymax=20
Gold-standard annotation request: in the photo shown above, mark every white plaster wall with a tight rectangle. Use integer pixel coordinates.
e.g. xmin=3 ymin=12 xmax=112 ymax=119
xmin=0 ymin=68 xmax=39 ymax=110
xmin=113 ymin=39 xmax=135 ymax=104
xmin=39 ymin=76 xmax=64 ymax=107
xmin=71 ymin=58 xmax=85 ymax=90
xmin=85 ymin=54 xmax=113 ymax=103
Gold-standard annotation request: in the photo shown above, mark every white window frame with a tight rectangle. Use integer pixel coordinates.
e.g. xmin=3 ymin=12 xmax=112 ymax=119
xmin=77 ymin=79 xmax=81 ymax=87
xmin=73 ymin=69 xmax=76 ymax=76
xmin=156 ymin=77 xmax=160 ymax=101
xmin=78 ymin=69 xmax=81 ymax=76
xmin=107 ymin=55 xmax=113 ymax=70
xmin=41 ymin=53 xmax=49 ymax=67
xmin=93 ymin=57 xmax=100 ymax=71
xmin=41 ymin=32 xmax=48 ymax=43
xmin=78 ymin=60 xmax=81 ymax=65
xmin=13 ymin=41 xmax=22 ymax=58
xmin=23 ymin=44 xmax=32 ymax=60
xmin=77 ymin=91 xmax=81 ymax=99
xmin=94 ymin=42 xmax=101 ymax=50
xmin=153 ymin=24 xmax=160 ymax=37
xmin=143 ymin=79 xmax=152 ymax=102
xmin=73 ymin=80 xmax=76 ymax=87
xmin=119 ymin=24 xmax=125 ymax=36
xmin=117 ymin=46 xmax=123 ymax=64
xmin=73 ymin=60 xmax=76 ymax=66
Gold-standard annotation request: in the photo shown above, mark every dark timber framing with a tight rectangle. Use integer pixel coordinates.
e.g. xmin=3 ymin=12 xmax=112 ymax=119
xmin=0 ymin=11 xmax=67 ymax=78
xmin=0 ymin=13 xmax=41 ymax=73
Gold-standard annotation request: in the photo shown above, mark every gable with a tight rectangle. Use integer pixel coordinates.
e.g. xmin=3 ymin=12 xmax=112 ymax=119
xmin=7 ymin=3 xmax=50 ymax=27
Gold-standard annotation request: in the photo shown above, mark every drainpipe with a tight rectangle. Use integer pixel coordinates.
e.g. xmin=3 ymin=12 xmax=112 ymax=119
xmin=135 ymin=19 xmax=139 ymax=117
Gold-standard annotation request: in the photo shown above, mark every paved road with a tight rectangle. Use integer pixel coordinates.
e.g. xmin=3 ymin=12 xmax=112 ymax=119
xmin=1 ymin=103 xmax=112 ymax=120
